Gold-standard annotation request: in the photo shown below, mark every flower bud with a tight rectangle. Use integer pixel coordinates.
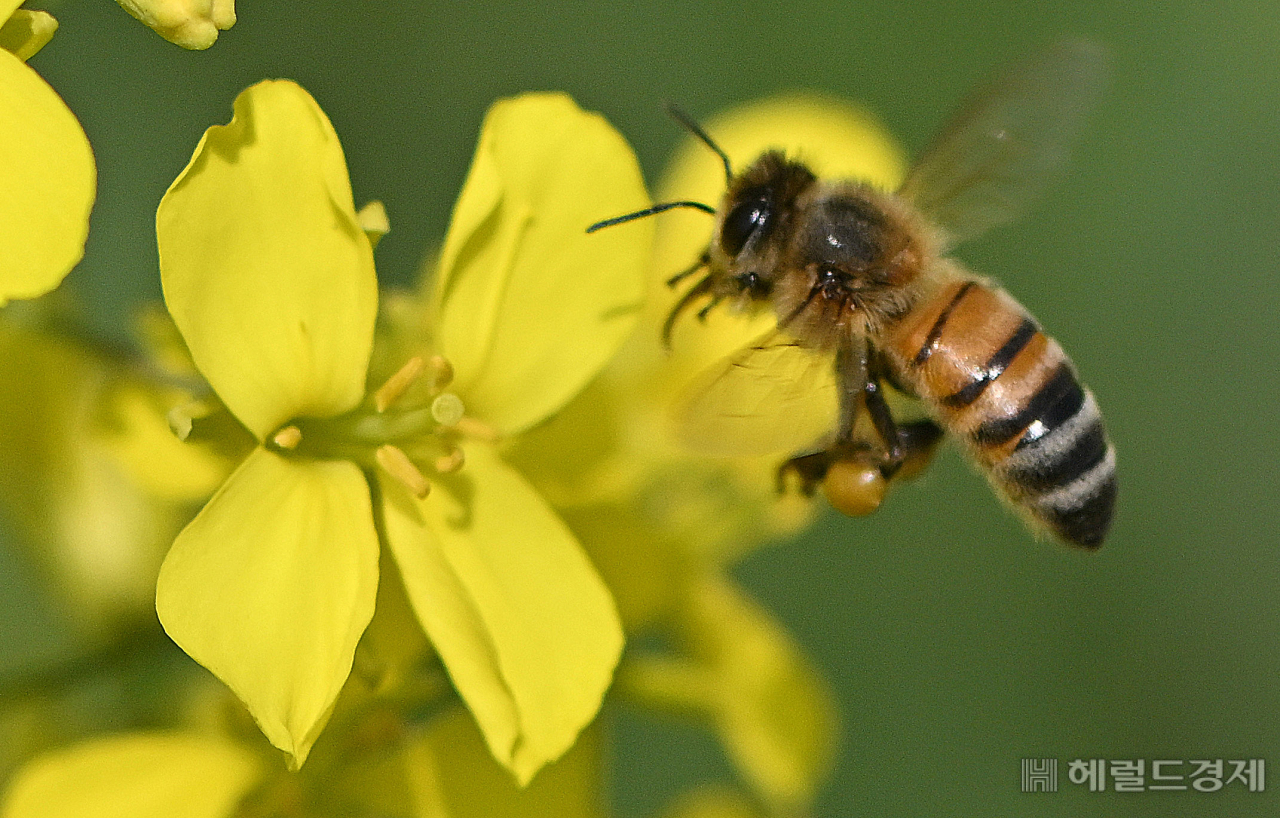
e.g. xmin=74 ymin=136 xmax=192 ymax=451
xmin=115 ymin=0 xmax=235 ymax=50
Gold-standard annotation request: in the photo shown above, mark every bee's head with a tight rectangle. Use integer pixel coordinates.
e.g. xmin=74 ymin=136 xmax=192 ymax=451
xmin=706 ymin=151 xmax=817 ymax=302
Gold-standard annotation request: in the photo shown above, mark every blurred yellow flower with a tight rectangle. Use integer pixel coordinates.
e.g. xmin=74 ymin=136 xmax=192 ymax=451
xmin=0 ymin=732 xmax=262 ymax=818
xmin=619 ymin=572 xmax=837 ymax=815
xmin=0 ymin=1 xmax=94 ymax=306
xmin=155 ymin=80 xmax=651 ymax=781
xmin=0 ymin=321 xmax=228 ymax=633
xmin=1 ymin=706 xmax=602 ymax=818
xmin=114 ymin=0 xmax=234 ymax=50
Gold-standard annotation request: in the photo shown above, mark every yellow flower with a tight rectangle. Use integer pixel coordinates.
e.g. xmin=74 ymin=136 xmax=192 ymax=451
xmin=155 ymin=81 xmax=651 ymax=780
xmin=113 ymin=0 xmax=235 ymax=50
xmin=0 ymin=1 xmax=95 ymax=306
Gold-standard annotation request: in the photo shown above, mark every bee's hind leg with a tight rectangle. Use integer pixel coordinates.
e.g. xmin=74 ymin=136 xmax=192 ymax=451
xmin=776 ymin=373 xmax=944 ymax=517
xmin=777 ymin=449 xmax=836 ymax=496
xmin=864 ymin=358 xmax=944 ymax=481
xmin=777 ymin=441 xmax=888 ymax=518
xmin=891 ymin=419 xmax=945 ymax=481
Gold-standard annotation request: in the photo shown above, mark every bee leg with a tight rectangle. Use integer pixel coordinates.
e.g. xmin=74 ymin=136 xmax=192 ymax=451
xmin=865 ymin=351 xmax=943 ymax=480
xmin=778 ymin=343 xmax=922 ymax=517
xmin=665 ymin=251 xmax=709 ymax=288
xmin=777 ymin=440 xmax=888 ymax=517
xmin=661 ymin=273 xmax=715 ymax=348
xmin=893 ymin=419 xmax=945 ymax=481
xmin=775 ymin=341 xmax=885 ymax=516
xmin=862 ymin=374 xmax=905 ymax=476
xmin=775 ymin=441 xmax=885 ymax=517
xmin=776 ymin=450 xmax=832 ymax=496
xmin=862 ymin=378 xmax=946 ymax=480
xmin=782 ymin=367 xmax=944 ymax=517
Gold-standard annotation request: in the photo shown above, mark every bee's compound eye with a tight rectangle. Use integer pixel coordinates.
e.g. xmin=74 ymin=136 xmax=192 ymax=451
xmin=719 ymin=194 xmax=771 ymax=257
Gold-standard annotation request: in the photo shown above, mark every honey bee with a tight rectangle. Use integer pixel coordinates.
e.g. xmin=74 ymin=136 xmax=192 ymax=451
xmin=589 ymin=41 xmax=1116 ymax=548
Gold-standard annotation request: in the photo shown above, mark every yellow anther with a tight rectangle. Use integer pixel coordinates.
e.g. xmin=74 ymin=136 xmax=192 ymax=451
xmin=374 ymin=356 xmax=426 ymax=413
xmin=428 ymin=354 xmax=454 ymax=391
xmin=376 ymin=444 xmax=431 ymax=499
xmin=434 ymin=447 xmax=465 ymax=474
xmin=272 ymin=425 xmax=303 ymax=450
xmin=168 ymin=406 xmax=195 ymax=442
xmin=357 ymin=200 xmax=390 ymax=248
xmin=452 ymin=416 xmax=500 ymax=442
xmin=167 ymin=398 xmax=217 ymax=441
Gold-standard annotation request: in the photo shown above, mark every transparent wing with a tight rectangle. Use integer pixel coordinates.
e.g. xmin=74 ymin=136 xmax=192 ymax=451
xmin=898 ymin=40 xmax=1108 ymax=245
xmin=671 ymin=331 xmax=839 ymax=458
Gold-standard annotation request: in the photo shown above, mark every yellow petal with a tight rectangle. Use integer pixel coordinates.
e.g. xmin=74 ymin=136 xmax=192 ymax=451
xmin=114 ymin=0 xmax=235 ymax=50
xmin=553 ymin=501 xmax=683 ymax=635
xmin=380 ymin=442 xmax=622 ymax=784
xmin=434 ymin=92 xmax=653 ymax=434
xmin=686 ymin=575 xmax=836 ymax=813
xmin=0 ymin=49 xmax=94 ymax=306
xmin=0 ymin=10 xmax=58 ymax=61
xmin=660 ymin=789 xmax=765 ymax=818
xmin=0 ymin=732 xmax=261 ymax=818
xmin=156 ymin=447 xmax=379 ymax=767
xmin=158 ymin=80 xmax=376 ymax=441
xmin=405 ymin=708 xmax=603 ymax=818
xmin=614 ymin=576 xmax=837 ymax=813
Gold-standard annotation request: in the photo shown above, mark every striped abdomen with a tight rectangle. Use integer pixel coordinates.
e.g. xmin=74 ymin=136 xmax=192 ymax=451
xmin=885 ymin=279 xmax=1117 ymax=548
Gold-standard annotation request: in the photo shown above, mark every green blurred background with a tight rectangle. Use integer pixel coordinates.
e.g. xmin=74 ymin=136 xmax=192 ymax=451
xmin=4 ymin=0 xmax=1279 ymax=816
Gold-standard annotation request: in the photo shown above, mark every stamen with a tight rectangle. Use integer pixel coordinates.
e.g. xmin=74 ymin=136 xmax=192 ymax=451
xmin=357 ymin=200 xmax=390 ymax=248
xmin=167 ymin=399 xmax=216 ymax=441
xmin=376 ymin=444 xmax=431 ymax=498
xmin=434 ymin=447 xmax=465 ymax=474
xmin=430 ymin=393 xmax=465 ymax=426
xmin=272 ymin=425 xmax=303 ymax=450
xmin=168 ymin=406 xmax=195 ymax=442
xmin=375 ymin=356 xmax=426 ymax=412
xmin=452 ymin=416 xmax=500 ymax=442
xmin=428 ymin=354 xmax=454 ymax=392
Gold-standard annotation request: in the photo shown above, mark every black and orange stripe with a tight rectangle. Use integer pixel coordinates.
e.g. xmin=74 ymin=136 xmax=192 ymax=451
xmin=886 ymin=278 xmax=1116 ymax=547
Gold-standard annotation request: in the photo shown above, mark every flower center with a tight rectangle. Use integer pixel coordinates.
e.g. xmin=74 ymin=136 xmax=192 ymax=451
xmin=266 ymin=354 xmax=495 ymax=498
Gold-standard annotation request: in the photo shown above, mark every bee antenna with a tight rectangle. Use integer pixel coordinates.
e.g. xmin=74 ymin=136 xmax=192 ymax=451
xmin=585 ymin=200 xmax=716 ymax=233
xmin=665 ymin=103 xmax=733 ymax=184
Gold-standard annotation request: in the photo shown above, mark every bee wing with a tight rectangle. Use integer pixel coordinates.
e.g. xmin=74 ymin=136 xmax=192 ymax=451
xmin=672 ymin=331 xmax=840 ymax=458
xmin=897 ymin=40 xmax=1108 ymax=245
